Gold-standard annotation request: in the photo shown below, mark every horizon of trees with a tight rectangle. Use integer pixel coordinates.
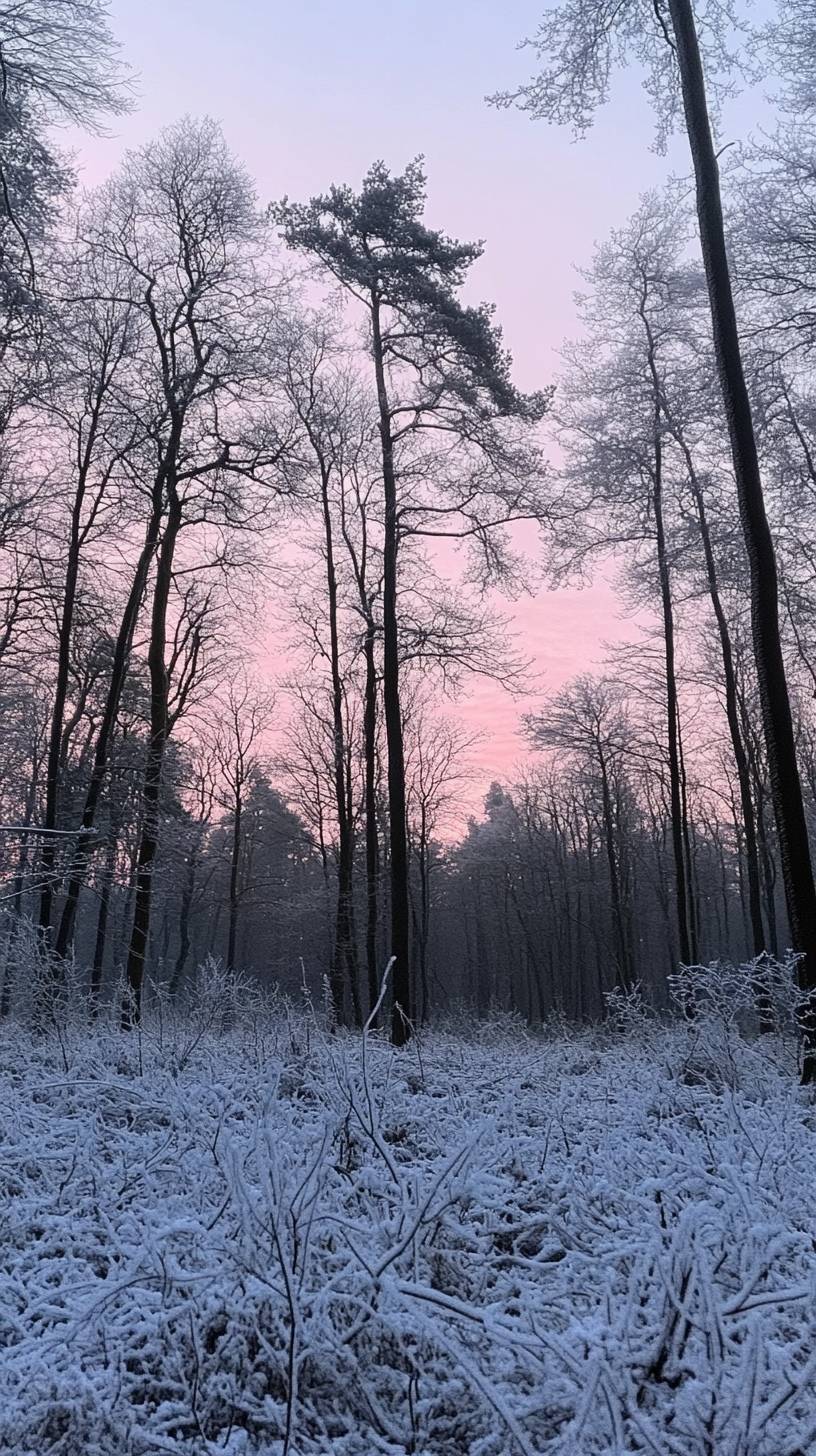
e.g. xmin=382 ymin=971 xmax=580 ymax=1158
xmin=3 ymin=1 xmax=816 ymax=1064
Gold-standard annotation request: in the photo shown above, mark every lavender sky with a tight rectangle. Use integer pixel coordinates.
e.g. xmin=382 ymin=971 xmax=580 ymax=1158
xmin=71 ymin=0 xmax=767 ymax=814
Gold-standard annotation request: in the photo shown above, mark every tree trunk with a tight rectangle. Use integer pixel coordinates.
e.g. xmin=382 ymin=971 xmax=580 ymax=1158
xmin=598 ymin=752 xmax=632 ymax=990
xmin=319 ymin=459 xmax=359 ymax=1024
xmin=123 ymin=497 xmax=181 ymax=1025
xmin=38 ymin=529 xmax=81 ymax=938
xmin=362 ymin=623 xmax=380 ymax=1017
xmin=652 ymin=440 xmax=694 ymax=966
xmin=226 ymin=784 xmax=242 ymax=973
xmin=418 ymin=827 xmax=431 ymax=1025
xmin=370 ymin=294 xmax=411 ymax=1043
xmin=667 ymin=0 xmax=816 ymax=1080
xmin=89 ymin=823 xmax=118 ymax=1013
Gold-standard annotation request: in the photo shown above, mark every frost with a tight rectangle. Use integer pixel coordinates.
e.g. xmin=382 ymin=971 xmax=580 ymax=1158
xmin=1 ymin=993 xmax=815 ymax=1454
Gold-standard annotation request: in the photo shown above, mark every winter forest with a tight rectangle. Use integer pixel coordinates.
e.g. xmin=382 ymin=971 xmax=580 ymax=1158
xmin=4 ymin=1 xmax=816 ymax=1453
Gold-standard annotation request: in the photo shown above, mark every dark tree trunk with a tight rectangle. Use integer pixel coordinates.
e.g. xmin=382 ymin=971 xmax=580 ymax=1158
xmin=363 ymin=624 xmax=380 ymax=1018
xmin=667 ymin=0 xmax=816 ymax=1080
xmin=38 ymin=533 xmax=81 ymax=938
xmin=652 ymin=441 xmax=694 ymax=966
xmin=677 ymin=721 xmax=700 ymax=960
xmin=123 ymin=497 xmax=181 ymax=1025
xmin=89 ymin=825 xmax=118 ymax=1013
xmin=226 ymin=787 xmax=242 ymax=973
xmin=755 ymin=790 xmax=780 ymax=959
xmin=639 ymin=293 xmax=696 ymax=970
xmin=417 ymin=826 xmax=431 ymax=1025
xmin=319 ymin=459 xmax=360 ymax=1024
xmin=371 ymin=294 xmax=411 ymax=1043
xmin=337 ymin=478 xmax=380 ymax=1019
xmin=598 ymin=752 xmax=632 ymax=990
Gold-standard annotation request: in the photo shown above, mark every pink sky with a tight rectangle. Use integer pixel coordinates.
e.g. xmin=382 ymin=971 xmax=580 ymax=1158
xmin=69 ymin=0 xmax=766 ymax=816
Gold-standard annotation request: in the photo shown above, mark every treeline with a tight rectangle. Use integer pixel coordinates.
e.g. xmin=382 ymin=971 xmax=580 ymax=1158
xmin=2 ymin=2 xmax=816 ymax=1065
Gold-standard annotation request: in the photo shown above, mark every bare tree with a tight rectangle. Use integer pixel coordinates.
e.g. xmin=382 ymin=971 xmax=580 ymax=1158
xmin=76 ymin=119 xmax=291 ymax=1023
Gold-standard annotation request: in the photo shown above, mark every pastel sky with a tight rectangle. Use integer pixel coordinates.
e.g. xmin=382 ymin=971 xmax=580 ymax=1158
xmin=70 ymin=0 xmax=770 ymax=817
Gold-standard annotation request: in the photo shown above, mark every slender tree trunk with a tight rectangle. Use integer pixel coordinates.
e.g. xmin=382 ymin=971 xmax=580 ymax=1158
xmin=639 ymin=297 xmax=696 ymax=969
xmin=652 ymin=441 xmax=694 ymax=966
xmin=338 ymin=486 xmax=380 ymax=1019
xmin=38 ymin=535 xmax=82 ymax=937
xmin=418 ymin=833 xmax=431 ymax=1025
xmin=755 ymin=791 xmax=780 ymax=958
xmin=649 ymin=795 xmax=677 ymax=982
xmin=226 ymin=785 xmax=242 ymax=973
xmin=123 ymin=498 xmax=181 ymax=1025
xmin=319 ymin=459 xmax=359 ymax=1023
xmin=89 ymin=824 xmax=118 ymax=1013
xmin=370 ymin=294 xmax=411 ymax=1043
xmin=668 ymin=0 xmax=816 ymax=1079
xmin=677 ymin=720 xmax=700 ymax=960
xmin=598 ymin=753 xmax=632 ymax=989
xmin=362 ymin=624 xmax=380 ymax=1017
xmin=567 ymin=814 xmax=587 ymax=1017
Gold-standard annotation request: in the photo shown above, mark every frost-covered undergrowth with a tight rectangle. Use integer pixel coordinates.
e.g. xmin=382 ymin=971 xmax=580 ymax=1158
xmin=2 ymin=993 xmax=816 ymax=1454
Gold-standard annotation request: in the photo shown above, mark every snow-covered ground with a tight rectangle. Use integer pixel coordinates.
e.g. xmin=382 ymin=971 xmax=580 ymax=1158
xmin=2 ymin=991 xmax=816 ymax=1455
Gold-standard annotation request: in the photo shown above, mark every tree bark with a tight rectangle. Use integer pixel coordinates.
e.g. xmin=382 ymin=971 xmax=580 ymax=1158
xmin=89 ymin=831 xmax=116 ymax=1014
xmin=362 ymin=623 xmax=380 ymax=1017
xmin=319 ymin=459 xmax=360 ymax=1024
xmin=226 ymin=784 xmax=242 ymax=973
xmin=123 ymin=495 xmax=181 ymax=1025
xmin=370 ymin=293 xmax=411 ymax=1043
xmin=652 ymin=434 xmax=695 ymax=966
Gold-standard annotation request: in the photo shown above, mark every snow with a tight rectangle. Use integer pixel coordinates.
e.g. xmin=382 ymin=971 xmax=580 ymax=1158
xmin=1 ymin=997 xmax=816 ymax=1455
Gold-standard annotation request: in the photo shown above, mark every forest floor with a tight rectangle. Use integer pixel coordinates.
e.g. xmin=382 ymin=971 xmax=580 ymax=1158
xmin=1 ymin=992 xmax=816 ymax=1455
